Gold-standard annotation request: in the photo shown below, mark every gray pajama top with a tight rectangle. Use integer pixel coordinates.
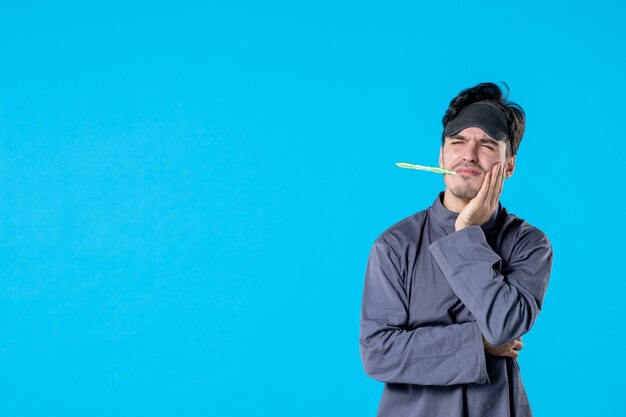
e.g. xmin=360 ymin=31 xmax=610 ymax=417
xmin=360 ymin=193 xmax=552 ymax=417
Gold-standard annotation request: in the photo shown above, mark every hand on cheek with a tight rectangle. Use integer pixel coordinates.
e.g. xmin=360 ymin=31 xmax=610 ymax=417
xmin=455 ymin=162 xmax=505 ymax=231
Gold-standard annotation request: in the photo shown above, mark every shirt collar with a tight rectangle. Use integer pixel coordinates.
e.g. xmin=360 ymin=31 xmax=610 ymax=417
xmin=428 ymin=191 xmax=503 ymax=232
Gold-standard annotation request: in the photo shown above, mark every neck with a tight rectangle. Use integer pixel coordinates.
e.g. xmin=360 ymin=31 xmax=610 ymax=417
xmin=442 ymin=189 xmax=471 ymax=213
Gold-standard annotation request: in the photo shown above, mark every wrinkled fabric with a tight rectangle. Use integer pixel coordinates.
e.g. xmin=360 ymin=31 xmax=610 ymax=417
xmin=360 ymin=192 xmax=552 ymax=417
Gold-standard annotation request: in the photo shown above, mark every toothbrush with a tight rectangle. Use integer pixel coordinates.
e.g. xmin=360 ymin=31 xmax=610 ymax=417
xmin=395 ymin=162 xmax=457 ymax=175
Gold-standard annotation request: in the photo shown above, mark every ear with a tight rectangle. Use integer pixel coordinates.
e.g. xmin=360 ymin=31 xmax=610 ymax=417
xmin=439 ymin=146 xmax=443 ymax=168
xmin=505 ymin=155 xmax=516 ymax=178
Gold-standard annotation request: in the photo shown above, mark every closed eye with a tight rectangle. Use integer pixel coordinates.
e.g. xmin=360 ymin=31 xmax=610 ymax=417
xmin=479 ymin=139 xmax=498 ymax=150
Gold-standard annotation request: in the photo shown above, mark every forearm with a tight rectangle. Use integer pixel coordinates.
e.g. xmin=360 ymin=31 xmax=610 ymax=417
xmin=429 ymin=226 xmax=552 ymax=346
xmin=361 ymin=240 xmax=490 ymax=386
xmin=360 ymin=319 xmax=488 ymax=386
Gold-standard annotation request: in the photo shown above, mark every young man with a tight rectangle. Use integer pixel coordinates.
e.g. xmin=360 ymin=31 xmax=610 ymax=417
xmin=360 ymin=83 xmax=553 ymax=417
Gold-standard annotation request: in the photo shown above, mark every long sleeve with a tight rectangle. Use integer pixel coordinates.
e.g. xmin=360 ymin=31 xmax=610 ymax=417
xmin=429 ymin=225 xmax=553 ymax=346
xmin=360 ymin=240 xmax=488 ymax=386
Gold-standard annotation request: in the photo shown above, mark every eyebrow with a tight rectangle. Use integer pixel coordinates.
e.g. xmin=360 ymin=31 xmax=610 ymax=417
xmin=449 ymin=134 xmax=498 ymax=145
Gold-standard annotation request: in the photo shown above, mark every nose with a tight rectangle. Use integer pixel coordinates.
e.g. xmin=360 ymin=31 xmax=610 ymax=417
xmin=462 ymin=141 xmax=479 ymax=163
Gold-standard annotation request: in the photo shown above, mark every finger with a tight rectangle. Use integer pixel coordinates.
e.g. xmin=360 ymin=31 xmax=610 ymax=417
xmin=510 ymin=349 xmax=519 ymax=359
xmin=487 ymin=163 xmax=502 ymax=205
xmin=492 ymin=163 xmax=505 ymax=206
xmin=483 ymin=163 xmax=499 ymax=204
xmin=513 ymin=341 xmax=524 ymax=351
xmin=488 ymin=163 xmax=504 ymax=208
xmin=477 ymin=170 xmax=492 ymax=203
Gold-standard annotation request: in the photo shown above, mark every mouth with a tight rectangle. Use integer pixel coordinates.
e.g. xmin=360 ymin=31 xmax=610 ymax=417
xmin=454 ymin=167 xmax=482 ymax=177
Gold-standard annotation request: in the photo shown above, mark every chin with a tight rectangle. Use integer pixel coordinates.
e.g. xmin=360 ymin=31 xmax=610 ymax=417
xmin=445 ymin=177 xmax=480 ymax=200
xmin=450 ymin=185 xmax=480 ymax=200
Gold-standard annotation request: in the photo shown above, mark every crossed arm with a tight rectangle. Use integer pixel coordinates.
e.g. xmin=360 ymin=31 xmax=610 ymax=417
xmin=359 ymin=232 xmax=550 ymax=385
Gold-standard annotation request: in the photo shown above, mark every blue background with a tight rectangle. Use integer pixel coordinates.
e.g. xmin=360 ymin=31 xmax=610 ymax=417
xmin=1 ymin=1 xmax=623 ymax=415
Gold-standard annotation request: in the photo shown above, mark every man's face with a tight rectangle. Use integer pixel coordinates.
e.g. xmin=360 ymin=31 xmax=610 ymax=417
xmin=439 ymin=127 xmax=515 ymax=200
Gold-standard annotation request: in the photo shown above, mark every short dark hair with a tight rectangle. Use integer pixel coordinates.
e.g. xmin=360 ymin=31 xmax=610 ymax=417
xmin=441 ymin=82 xmax=525 ymax=156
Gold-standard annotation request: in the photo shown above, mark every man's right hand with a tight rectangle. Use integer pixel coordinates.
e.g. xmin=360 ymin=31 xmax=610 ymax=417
xmin=483 ymin=337 xmax=523 ymax=359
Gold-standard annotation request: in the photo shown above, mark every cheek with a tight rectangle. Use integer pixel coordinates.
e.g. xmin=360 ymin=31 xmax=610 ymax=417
xmin=441 ymin=150 xmax=458 ymax=166
xmin=481 ymin=151 xmax=506 ymax=168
